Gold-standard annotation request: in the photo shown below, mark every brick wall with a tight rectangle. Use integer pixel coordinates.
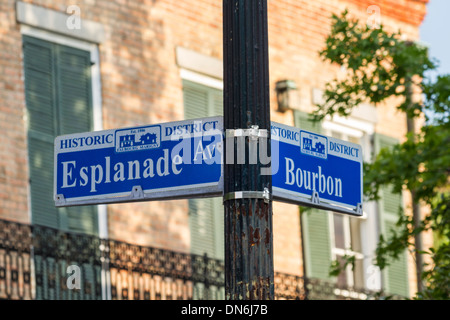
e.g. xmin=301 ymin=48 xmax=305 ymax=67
xmin=0 ymin=0 xmax=428 ymax=292
xmin=0 ymin=0 xmax=29 ymax=223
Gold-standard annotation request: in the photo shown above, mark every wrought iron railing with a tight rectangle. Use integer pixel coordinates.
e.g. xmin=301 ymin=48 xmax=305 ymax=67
xmin=0 ymin=218 xmax=400 ymax=300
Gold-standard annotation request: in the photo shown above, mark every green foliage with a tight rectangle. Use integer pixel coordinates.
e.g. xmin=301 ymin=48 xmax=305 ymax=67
xmin=321 ymin=10 xmax=450 ymax=299
xmin=423 ymin=75 xmax=450 ymax=125
xmin=315 ymin=10 xmax=435 ymax=121
xmin=416 ymin=194 xmax=450 ymax=299
xmin=374 ymin=211 xmax=415 ymax=270
xmin=417 ymin=237 xmax=450 ymax=299
xmin=329 ymin=254 xmax=355 ymax=277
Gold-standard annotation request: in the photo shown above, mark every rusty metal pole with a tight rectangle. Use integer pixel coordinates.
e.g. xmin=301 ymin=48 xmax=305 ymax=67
xmin=223 ymin=0 xmax=274 ymax=300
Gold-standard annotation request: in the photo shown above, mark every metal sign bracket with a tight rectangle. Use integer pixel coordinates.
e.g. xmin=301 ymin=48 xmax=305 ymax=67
xmin=356 ymin=203 xmax=363 ymax=215
xmin=224 ymin=187 xmax=271 ymax=204
xmin=311 ymin=191 xmax=320 ymax=204
xmin=131 ymin=185 xmax=144 ymax=199
xmin=225 ymin=125 xmax=268 ymax=141
xmin=55 ymin=194 xmax=66 ymax=206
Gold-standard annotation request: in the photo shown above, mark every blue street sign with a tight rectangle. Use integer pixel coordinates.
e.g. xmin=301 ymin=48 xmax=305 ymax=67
xmin=54 ymin=117 xmax=223 ymax=207
xmin=55 ymin=117 xmax=363 ymax=216
xmin=271 ymin=122 xmax=363 ymax=216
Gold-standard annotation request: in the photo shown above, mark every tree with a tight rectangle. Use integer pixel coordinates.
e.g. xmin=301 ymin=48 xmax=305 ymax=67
xmin=318 ymin=10 xmax=449 ymax=299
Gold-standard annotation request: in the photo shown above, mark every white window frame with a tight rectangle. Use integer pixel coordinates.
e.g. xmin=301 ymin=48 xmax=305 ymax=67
xmin=20 ymin=26 xmax=107 ymax=237
xmin=21 ymin=25 xmax=103 ymax=128
xmin=180 ymin=68 xmax=223 ymax=91
xmin=180 ymin=67 xmax=225 ymax=261
xmin=177 ymin=46 xmax=223 ymax=90
xmin=328 ymin=212 xmax=365 ymax=288
xmin=20 ymin=25 xmax=110 ymax=299
xmin=326 ymin=123 xmax=364 ymax=288
xmin=323 ymin=117 xmax=382 ymax=291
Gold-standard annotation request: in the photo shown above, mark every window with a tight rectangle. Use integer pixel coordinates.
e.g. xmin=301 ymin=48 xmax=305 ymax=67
xmin=294 ymin=111 xmax=333 ymax=281
xmin=373 ymin=133 xmax=409 ymax=297
xmin=328 ymin=130 xmax=364 ymax=289
xmin=296 ymin=106 xmax=409 ymax=295
xmin=23 ymin=35 xmax=99 ymax=235
xmin=182 ymin=79 xmax=224 ymax=260
xmin=330 ymin=213 xmax=364 ymax=288
xmin=296 ymin=111 xmax=365 ymax=289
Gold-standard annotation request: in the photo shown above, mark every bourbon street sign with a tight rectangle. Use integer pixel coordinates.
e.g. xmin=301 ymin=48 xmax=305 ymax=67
xmin=54 ymin=117 xmax=223 ymax=207
xmin=271 ymin=122 xmax=363 ymax=216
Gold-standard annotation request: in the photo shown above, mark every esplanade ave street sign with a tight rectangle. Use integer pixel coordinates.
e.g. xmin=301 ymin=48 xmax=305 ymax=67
xmin=54 ymin=117 xmax=223 ymax=207
xmin=271 ymin=122 xmax=364 ymax=216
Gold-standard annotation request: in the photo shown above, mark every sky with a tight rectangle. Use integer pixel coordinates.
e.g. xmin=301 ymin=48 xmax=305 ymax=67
xmin=420 ymin=0 xmax=450 ymax=77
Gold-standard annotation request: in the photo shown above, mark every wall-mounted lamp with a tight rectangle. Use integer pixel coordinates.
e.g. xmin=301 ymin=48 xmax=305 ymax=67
xmin=275 ymin=80 xmax=299 ymax=113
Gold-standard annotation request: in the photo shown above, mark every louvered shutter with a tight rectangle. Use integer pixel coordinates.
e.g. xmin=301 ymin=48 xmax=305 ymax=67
xmin=57 ymin=45 xmax=93 ymax=134
xmin=293 ymin=110 xmax=322 ymax=134
xmin=183 ymin=80 xmax=209 ymax=119
xmin=211 ymin=88 xmax=223 ymax=116
xmin=374 ymin=133 xmax=409 ymax=297
xmin=301 ymin=210 xmax=332 ymax=280
xmin=188 ymin=198 xmax=224 ymax=259
xmin=211 ymin=197 xmax=224 ymax=260
xmin=23 ymin=36 xmax=98 ymax=235
xmin=23 ymin=36 xmax=59 ymax=229
xmin=207 ymin=82 xmax=223 ymax=258
xmin=56 ymin=44 xmax=98 ymax=235
xmin=183 ymin=80 xmax=224 ymax=260
xmin=294 ymin=111 xmax=333 ymax=280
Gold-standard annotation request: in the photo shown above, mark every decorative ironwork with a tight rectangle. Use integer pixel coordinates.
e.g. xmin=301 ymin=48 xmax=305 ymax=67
xmin=0 ymin=218 xmax=405 ymax=300
xmin=107 ymin=241 xmax=225 ymax=300
xmin=31 ymin=225 xmax=104 ymax=300
xmin=274 ymin=272 xmax=306 ymax=300
xmin=0 ymin=219 xmax=32 ymax=300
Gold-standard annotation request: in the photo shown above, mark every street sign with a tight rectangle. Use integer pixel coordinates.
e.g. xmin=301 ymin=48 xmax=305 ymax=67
xmin=55 ymin=116 xmax=363 ymax=216
xmin=54 ymin=117 xmax=223 ymax=207
xmin=271 ymin=122 xmax=363 ymax=216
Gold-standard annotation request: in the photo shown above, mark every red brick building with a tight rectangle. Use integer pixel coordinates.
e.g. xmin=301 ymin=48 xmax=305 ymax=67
xmin=0 ymin=0 xmax=430 ymax=299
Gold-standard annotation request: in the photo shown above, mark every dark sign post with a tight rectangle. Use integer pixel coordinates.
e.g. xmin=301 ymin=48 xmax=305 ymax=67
xmin=223 ymin=0 xmax=274 ymax=299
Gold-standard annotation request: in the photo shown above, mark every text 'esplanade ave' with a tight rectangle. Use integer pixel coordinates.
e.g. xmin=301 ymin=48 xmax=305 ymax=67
xmin=54 ymin=117 xmax=224 ymax=206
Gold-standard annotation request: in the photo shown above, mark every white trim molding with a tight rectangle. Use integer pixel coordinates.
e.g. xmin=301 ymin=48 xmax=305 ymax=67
xmin=20 ymin=25 xmax=104 ymax=132
xmin=20 ymin=26 xmax=107 ymax=240
xmin=176 ymin=47 xmax=223 ymax=80
xmin=16 ymin=1 xmax=105 ymax=44
xmin=180 ymin=68 xmax=223 ymax=90
xmin=311 ymin=87 xmax=378 ymax=128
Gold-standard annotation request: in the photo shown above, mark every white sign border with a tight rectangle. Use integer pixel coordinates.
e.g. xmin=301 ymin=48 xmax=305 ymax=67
xmin=54 ymin=116 xmax=224 ymax=207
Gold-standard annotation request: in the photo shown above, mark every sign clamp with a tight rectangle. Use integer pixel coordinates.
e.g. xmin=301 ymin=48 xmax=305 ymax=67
xmin=356 ymin=203 xmax=363 ymax=215
xmin=131 ymin=185 xmax=144 ymax=199
xmin=224 ymin=125 xmax=271 ymax=204
xmin=224 ymin=188 xmax=271 ymax=204
xmin=55 ymin=194 xmax=66 ymax=206
xmin=225 ymin=125 xmax=268 ymax=140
